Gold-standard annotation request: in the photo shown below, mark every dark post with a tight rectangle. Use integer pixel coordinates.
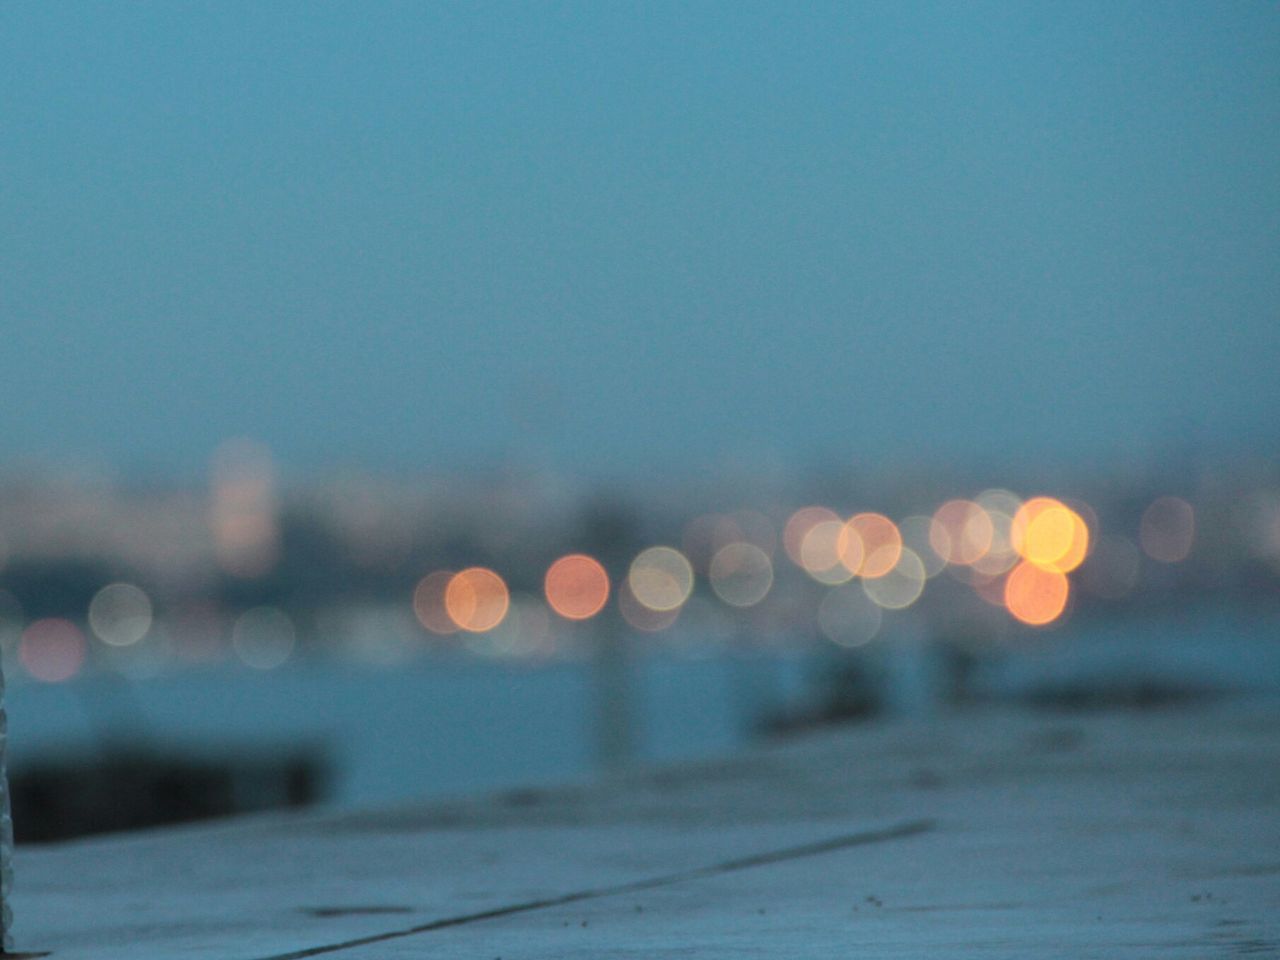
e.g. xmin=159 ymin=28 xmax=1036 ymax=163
xmin=592 ymin=614 xmax=635 ymax=769
xmin=1 ymin=660 xmax=13 ymax=951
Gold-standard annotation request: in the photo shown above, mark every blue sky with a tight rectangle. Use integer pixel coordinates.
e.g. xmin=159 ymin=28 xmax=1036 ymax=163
xmin=2 ymin=2 xmax=1277 ymax=479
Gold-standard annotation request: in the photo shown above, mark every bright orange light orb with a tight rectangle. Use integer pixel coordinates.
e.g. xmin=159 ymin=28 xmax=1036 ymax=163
xmin=1004 ymin=561 xmax=1070 ymax=626
xmin=1010 ymin=496 xmax=1089 ymax=573
xmin=445 ymin=567 xmax=510 ymax=633
xmin=842 ymin=513 xmax=902 ymax=578
xmin=544 ymin=554 xmax=610 ymax=621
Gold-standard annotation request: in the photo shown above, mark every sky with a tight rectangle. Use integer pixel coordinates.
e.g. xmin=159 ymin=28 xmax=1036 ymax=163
xmin=1 ymin=2 xmax=1277 ymax=481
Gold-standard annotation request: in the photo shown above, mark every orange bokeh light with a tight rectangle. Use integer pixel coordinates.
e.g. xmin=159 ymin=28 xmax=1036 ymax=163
xmin=1010 ymin=496 xmax=1089 ymax=573
xmin=544 ymin=554 xmax=610 ymax=621
xmin=445 ymin=567 xmax=510 ymax=633
xmin=841 ymin=513 xmax=902 ymax=579
xmin=1004 ymin=561 xmax=1070 ymax=626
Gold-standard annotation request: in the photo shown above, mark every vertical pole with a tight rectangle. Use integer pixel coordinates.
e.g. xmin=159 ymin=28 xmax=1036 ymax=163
xmin=592 ymin=617 xmax=634 ymax=770
xmin=0 ymin=660 xmax=13 ymax=952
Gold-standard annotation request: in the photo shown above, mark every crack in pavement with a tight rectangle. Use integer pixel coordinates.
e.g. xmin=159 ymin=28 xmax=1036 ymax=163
xmin=256 ymin=818 xmax=935 ymax=960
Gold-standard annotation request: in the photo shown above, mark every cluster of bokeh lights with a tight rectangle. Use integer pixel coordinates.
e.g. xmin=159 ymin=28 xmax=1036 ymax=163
xmin=407 ymin=491 xmax=1115 ymax=643
xmin=6 ymin=489 xmax=1205 ymax=684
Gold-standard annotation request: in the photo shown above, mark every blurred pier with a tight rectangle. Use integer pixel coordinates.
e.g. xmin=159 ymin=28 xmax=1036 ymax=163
xmin=12 ymin=697 xmax=1280 ymax=958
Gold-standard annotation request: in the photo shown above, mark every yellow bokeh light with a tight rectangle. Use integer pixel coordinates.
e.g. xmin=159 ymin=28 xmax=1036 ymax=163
xmin=628 ymin=546 xmax=695 ymax=612
xmin=842 ymin=513 xmax=901 ymax=579
xmin=544 ymin=554 xmax=610 ymax=621
xmin=1011 ymin=496 xmax=1090 ymax=573
xmin=709 ymin=542 xmax=773 ymax=607
xmin=445 ymin=567 xmax=510 ymax=633
xmin=1026 ymin=506 xmax=1076 ymax=564
xmin=1050 ymin=510 xmax=1090 ymax=574
xmin=1004 ymin=561 xmax=1070 ymax=626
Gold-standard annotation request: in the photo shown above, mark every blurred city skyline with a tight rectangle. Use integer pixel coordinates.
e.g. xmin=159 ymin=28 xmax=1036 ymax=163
xmin=2 ymin=2 xmax=1278 ymax=481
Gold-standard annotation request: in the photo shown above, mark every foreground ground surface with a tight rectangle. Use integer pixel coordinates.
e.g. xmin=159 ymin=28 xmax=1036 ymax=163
xmin=13 ymin=700 xmax=1280 ymax=958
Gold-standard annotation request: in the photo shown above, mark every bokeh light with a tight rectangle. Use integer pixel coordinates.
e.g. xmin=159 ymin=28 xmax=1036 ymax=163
xmin=783 ymin=507 xmax=840 ymax=568
xmin=969 ymin=514 xmax=1019 ymax=576
xmin=841 ymin=513 xmax=901 ymax=578
xmin=708 ymin=542 xmax=773 ymax=607
xmin=412 ymin=570 xmax=459 ymax=635
xmin=929 ymin=500 xmax=993 ymax=566
xmin=1004 ymin=561 xmax=1070 ymax=626
xmin=1011 ymin=496 xmax=1090 ymax=573
xmin=232 ymin=606 xmax=296 ymax=669
xmin=628 ymin=547 xmax=695 ymax=612
xmin=1139 ymin=496 xmax=1195 ymax=563
xmin=799 ymin=519 xmax=856 ymax=584
xmin=861 ymin=547 xmax=927 ymax=610
xmin=445 ymin=567 xmax=511 ymax=632
xmin=969 ymin=489 xmax=1024 ymax=576
xmin=88 ymin=582 xmax=153 ymax=647
xmin=20 ymin=618 xmax=87 ymax=683
xmin=1053 ymin=513 xmax=1091 ymax=573
xmin=544 ymin=554 xmax=610 ymax=620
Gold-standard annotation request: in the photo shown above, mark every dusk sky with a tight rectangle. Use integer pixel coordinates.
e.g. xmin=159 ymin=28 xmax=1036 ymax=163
xmin=2 ymin=2 xmax=1277 ymax=480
